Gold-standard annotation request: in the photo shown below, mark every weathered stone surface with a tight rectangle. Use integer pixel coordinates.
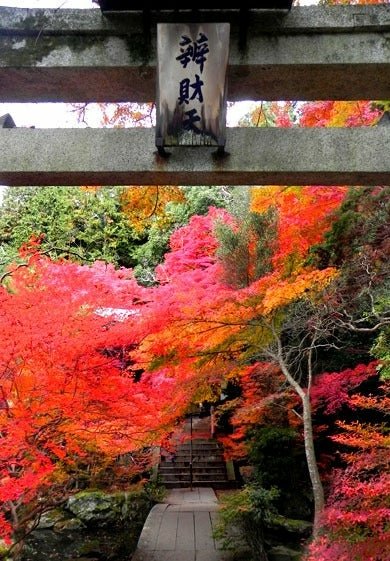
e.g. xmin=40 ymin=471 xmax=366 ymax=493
xmin=2 ymin=5 xmax=390 ymax=34
xmin=1 ymin=127 xmax=389 ymax=186
xmin=66 ymin=490 xmax=152 ymax=526
xmin=0 ymin=6 xmax=390 ymax=102
xmin=268 ymin=545 xmax=302 ymax=561
xmin=67 ymin=490 xmax=134 ymax=526
xmin=67 ymin=493 xmax=118 ymax=525
xmin=36 ymin=509 xmax=66 ymax=530
xmin=53 ymin=518 xmax=87 ymax=532
xmin=21 ymin=490 xmax=153 ymax=561
xmin=268 ymin=515 xmax=312 ymax=536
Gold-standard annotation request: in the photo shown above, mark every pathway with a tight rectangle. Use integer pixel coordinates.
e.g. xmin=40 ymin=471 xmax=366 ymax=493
xmin=131 ymin=487 xmax=234 ymax=561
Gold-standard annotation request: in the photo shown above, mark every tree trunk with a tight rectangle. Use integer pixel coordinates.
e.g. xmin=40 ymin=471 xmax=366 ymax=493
xmin=302 ymin=393 xmax=324 ymax=537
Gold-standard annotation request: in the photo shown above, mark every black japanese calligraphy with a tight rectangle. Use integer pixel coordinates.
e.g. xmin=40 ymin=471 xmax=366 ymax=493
xmin=178 ymin=74 xmax=204 ymax=105
xmin=182 ymin=108 xmax=201 ymax=132
xmin=176 ymin=32 xmax=209 ymax=74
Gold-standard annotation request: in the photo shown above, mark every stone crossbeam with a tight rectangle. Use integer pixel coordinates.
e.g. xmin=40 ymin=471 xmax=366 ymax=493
xmin=1 ymin=6 xmax=390 ymax=102
xmin=1 ymin=127 xmax=389 ymax=186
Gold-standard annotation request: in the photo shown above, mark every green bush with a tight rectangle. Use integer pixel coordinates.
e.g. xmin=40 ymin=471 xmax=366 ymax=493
xmin=246 ymin=426 xmax=311 ymax=518
xmin=143 ymin=477 xmax=167 ymax=503
xmin=214 ymin=485 xmax=279 ymax=561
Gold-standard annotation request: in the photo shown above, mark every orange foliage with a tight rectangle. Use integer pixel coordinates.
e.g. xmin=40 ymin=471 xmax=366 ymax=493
xmin=218 ymin=362 xmax=299 ymax=460
xmin=324 ymin=0 xmax=386 ymax=4
xmin=80 ymin=186 xmax=101 ymax=192
xmin=260 ymin=267 xmax=338 ymax=314
xmin=299 ymin=101 xmax=381 ymax=128
xmin=99 ymin=102 xmax=154 ymax=128
xmin=250 ymin=186 xmax=347 ymax=272
xmin=120 ymin=186 xmax=185 ymax=233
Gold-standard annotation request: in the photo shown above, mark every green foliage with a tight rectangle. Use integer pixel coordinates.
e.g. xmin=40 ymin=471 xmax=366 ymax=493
xmin=179 ymin=186 xmax=234 ymax=218
xmin=0 ymin=541 xmax=10 ymax=560
xmin=246 ymin=426 xmax=311 ymax=519
xmin=309 ymin=186 xmax=389 ymax=369
xmin=371 ymin=328 xmax=390 ymax=380
xmin=0 ymin=186 xmax=234 ymax=285
xmin=143 ymin=477 xmax=167 ymax=503
xmin=215 ymin=485 xmax=279 ymax=560
xmin=132 ymin=227 xmax=172 ymax=286
xmin=0 ymin=187 xmax=139 ymax=269
xmin=216 ymin=208 xmax=277 ymax=288
xmin=248 ymin=426 xmax=298 ymax=486
xmin=309 ymin=187 xmax=389 ymax=272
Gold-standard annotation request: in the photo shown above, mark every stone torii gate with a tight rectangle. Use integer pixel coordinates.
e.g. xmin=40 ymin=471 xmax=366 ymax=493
xmin=0 ymin=4 xmax=390 ymax=186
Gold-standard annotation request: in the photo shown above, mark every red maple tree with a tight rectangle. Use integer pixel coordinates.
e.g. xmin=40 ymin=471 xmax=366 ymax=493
xmin=0 ymin=254 xmax=176 ymax=544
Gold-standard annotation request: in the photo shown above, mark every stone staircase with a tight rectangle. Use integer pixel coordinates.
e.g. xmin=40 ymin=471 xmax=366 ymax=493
xmin=158 ymin=415 xmax=235 ymax=489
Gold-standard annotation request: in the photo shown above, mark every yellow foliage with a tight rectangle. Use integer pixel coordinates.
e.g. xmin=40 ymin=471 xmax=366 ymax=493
xmin=80 ymin=186 xmax=100 ymax=192
xmin=249 ymin=186 xmax=285 ymax=214
xmin=262 ymin=268 xmax=338 ymax=315
xmin=120 ymin=186 xmax=185 ymax=233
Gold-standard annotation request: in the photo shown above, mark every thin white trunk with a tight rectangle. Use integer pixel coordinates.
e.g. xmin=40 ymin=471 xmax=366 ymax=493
xmin=277 ymin=344 xmax=325 ymax=537
xmin=302 ymin=393 xmax=324 ymax=536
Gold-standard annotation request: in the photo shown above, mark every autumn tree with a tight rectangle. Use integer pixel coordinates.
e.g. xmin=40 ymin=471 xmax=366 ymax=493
xmin=298 ymin=100 xmax=381 ymax=128
xmin=320 ymin=0 xmax=386 ymax=5
xmin=120 ymin=186 xmax=186 ymax=235
xmin=132 ymin=189 xmax=348 ymax=535
xmin=0 ymin=254 xmax=179 ymax=551
xmin=306 ymin=366 xmax=390 ymax=561
xmin=237 ymin=99 xmax=381 ymax=131
xmin=238 ymin=193 xmax=383 ymax=538
xmin=216 ymin=206 xmax=277 ymax=288
xmin=132 ymin=174 xmax=390 ymax=543
xmin=0 ymin=186 xmax=234 ymax=288
xmin=130 ymin=186 xmax=234 ymax=285
xmin=309 ymin=186 xmax=390 ymax=377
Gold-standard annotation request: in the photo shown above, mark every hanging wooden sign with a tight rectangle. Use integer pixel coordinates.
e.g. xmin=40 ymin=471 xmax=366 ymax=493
xmin=156 ymin=22 xmax=230 ymax=153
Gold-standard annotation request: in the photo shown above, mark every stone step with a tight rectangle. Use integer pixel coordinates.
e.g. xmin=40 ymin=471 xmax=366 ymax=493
xmin=160 ymin=474 xmax=228 ymax=482
xmin=159 ymin=469 xmax=227 ymax=477
xmin=177 ymin=449 xmax=222 ymax=456
xmin=177 ymin=446 xmax=222 ymax=454
xmin=159 ymin=464 xmax=226 ymax=471
xmin=159 ymin=427 xmax=236 ymax=490
xmin=160 ymin=460 xmax=226 ymax=468
xmin=159 ymin=476 xmax=227 ymax=484
xmin=179 ymin=441 xmax=221 ymax=449
xmin=166 ymin=456 xmax=225 ymax=467
xmin=171 ymin=455 xmax=224 ymax=464
xmin=163 ymin=446 xmax=222 ymax=457
xmin=180 ymin=437 xmax=216 ymax=443
xmin=175 ymin=447 xmax=223 ymax=454
xmin=180 ymin=436 xmax=213 ymax=442
xmin=162 ymin=480 xmax=232 ymax=489
xmin=174 ymin=444 xmax=222 ymax=450
xmin=159 ymin=462 xmax=226 ymax=469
